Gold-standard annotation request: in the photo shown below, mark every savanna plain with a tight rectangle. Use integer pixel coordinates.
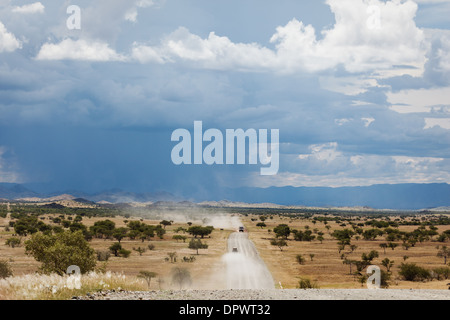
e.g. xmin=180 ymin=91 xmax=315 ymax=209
xmin=0 ymin=200 xmax=450 ymax=300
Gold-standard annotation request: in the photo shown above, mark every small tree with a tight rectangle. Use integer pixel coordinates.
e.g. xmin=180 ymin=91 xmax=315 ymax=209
xmin=133 ymin=246 xmax=147 ymax=256
xmin=160 ymin=220 xmax=172 ymax=229
xmin=173 ymin=235 xmax=187 ymax=243
xmin=296 ymin=254 xmax=305 ymax=265
xmin=361 ymin=250 xmax=379 ymax=263
xmin=381 ymin=258 xmax=394 ymax=272
xmin=309 ymin=254 xmax=315 ymax=261
xmin=388 ymin=242 xmax=398 ymax=251
xmin=0 ymin=260 xmax=13 ymax=279
xmin=188 ymin=238 xmax=208 ymax=255
xmin=437 ymin=246 xmax=450 ymax=264
xmin=167 ymin=252 xmax=177 ymax=263
xmin=271 ymin=239 xmax=287 ymax=251
xmin=109 ymin=242 xmax=123 ymax=257
xmin=317 ymin=235 xmax=324 ymax=244
xmin=138 ymin=271 xmax=157 ymax=289
xmin=112 ymin=227 xmax=128 ymax=243
xmin=402 ymin=243 xmax=411 ymax=251
xmin=5 ymin=237 xmax=21 ymax=248
xmin=174 ymin=227 xmax=186 ymax=234
xmin=171 ymin=267 xmax=191 ymax=289
xmin=273 ymin=224 xmax=290 ymax=239
xmin=256 ymin=222 xmax=266 ymax=229
xmin=155 ymin=226 xmax=166 ymax=239
xmin=343 ymin=258 xmax=358 ymax=274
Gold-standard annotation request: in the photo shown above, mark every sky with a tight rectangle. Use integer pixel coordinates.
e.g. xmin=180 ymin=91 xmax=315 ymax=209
xmin=0 ymin=0 xmax=449 ymax=198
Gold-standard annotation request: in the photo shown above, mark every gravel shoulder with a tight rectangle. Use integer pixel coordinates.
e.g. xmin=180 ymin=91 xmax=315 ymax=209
xmin=76 ymin=289 xmax=450 ymax=300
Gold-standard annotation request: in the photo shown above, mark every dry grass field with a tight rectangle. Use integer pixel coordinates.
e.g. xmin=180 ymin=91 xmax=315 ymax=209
xmin=241 ymin=213 xmax=450 ymax=289
xmin=0 ymin=213 xmax=234 ymax=292
xmin=1 ymin=204 xmax=450 ymax=299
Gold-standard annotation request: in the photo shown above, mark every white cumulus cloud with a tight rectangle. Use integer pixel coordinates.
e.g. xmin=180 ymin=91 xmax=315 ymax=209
xmin=131 ymin=0 xmax=426 ymax=75
xmin=0 ymin=21 xmax=21 ymax=52
xmin=12 ymin=2 xmax=45 ymax=14
xmin=36 ymin=38 xmax=126 ymax=62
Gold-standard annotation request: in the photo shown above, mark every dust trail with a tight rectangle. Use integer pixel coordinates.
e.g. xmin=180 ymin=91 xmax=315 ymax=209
xmin=222 ymin=232 xmax=274 ymax=289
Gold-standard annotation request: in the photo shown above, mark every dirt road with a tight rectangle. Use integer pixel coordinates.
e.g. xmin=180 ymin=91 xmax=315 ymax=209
xmin=222 ymin=232 xmax=275 ymax=290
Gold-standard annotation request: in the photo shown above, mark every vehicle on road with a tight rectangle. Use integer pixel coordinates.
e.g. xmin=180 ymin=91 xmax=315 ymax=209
xmin=239 ymin=226 xmax=245 ymax=232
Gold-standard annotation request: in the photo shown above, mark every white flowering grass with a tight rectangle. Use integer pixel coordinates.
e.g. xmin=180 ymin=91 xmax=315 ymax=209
xmin=0 ymin=271 xmax=147 ymax=300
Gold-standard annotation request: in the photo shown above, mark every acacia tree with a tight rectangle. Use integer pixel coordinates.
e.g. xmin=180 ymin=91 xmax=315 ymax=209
xmin=271 ymin=239 xmax=287 ymax=251
xmin=113 ymin=227 xmax=128 ymax=243
xmin=256 ymin=222 xmax=266 ymax=229
xmin=361 ymin=250 xmax=379 ymax=264
xmin=188 ymin=238 xmax=208 ymax=255
xmin=343 ymin=258 xmax=358 ymax=274
xmin=138 ymin=271 xmax=157 ymax=289
xmin=273 ymin=224 xmax=291 ymax=239
xmin=381 ymin=258 xmax=394 ymax=272
xmin=388 ymin=242 xmax=398 ymax=251
xmin=90 ymin=220 xmax=116 ymax=239
xmin=187 ymin=226 xmax=214 ymax=239
xmin=160 ymin=220 xmax=172 ymax=229
xmin=317 ymin=235 xmax=324 ymax=244
xmin=173 ymin=235 xmax=187 ymax=242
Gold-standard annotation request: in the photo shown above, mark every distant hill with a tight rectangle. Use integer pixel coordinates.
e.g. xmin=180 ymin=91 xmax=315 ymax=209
xmin=41 ymin=202 xmax=66 ymax=209
xmin=0 ymin=184 xmax=180 ymax=204
xmin=212 ymin=183 xmax=450 ymax=210
xmin=0 ymin=183 xmax=39 ymax=199
xmin=0 ymin=182 xmax=449 ymax=210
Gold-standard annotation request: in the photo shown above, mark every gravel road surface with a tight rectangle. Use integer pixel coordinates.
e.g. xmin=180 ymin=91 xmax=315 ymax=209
xmin=76 ymin=288 xmax=450 ymax=300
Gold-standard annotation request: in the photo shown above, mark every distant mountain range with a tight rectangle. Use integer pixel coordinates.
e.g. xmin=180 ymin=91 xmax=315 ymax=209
xmin=210 ymin=183 xmax=450 ymax=210
xmin=1 ymin=182 xmax=450 ymax=210
xmin=0 ymin=183 xmax=179 ymax=204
